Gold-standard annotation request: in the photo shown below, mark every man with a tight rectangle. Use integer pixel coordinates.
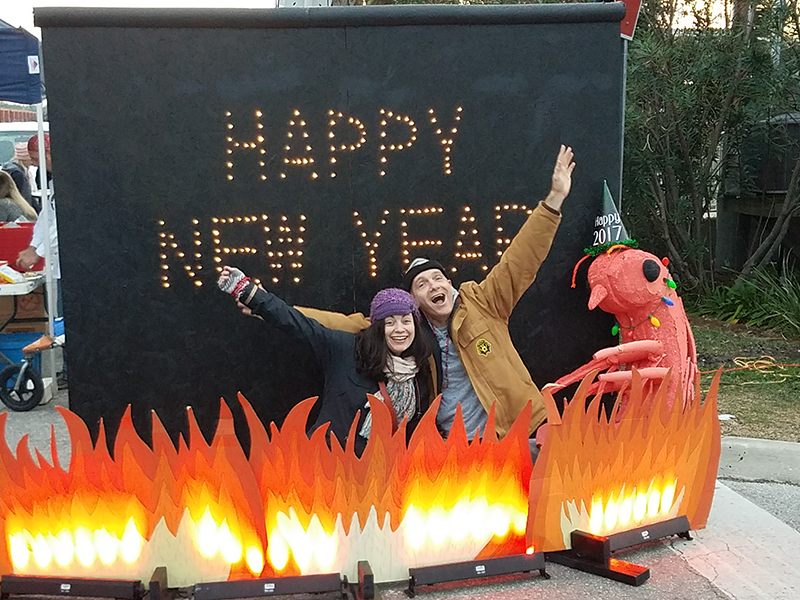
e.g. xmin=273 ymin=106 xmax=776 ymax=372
xmin=17 ymin=134 xmax=58 ymax=277
xmin=15 ymin=134 xmax=65 ymax=388
xmin=300 ymin=145 xmax=575 ymax=441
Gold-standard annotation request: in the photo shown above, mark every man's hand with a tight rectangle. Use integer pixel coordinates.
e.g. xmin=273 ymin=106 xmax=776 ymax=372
xmin=543 ymin=145 xmax=576 ymax=213
xmin=16 ymin=246 xmax=41 ymax=271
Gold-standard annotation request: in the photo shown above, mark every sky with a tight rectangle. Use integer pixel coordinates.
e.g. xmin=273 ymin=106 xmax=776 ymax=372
xmin=2 ymin=1 xmax=279 ymax=38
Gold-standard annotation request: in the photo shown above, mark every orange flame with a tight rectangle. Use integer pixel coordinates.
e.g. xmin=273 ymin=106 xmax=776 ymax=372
xmin=0 ymin=404 xmax=267 ymax=585
xmin=0 ymin=394 xmax=532 ymax=584
xmin=527 ymin=368 xmax=721 ymax=551
xmin=0 ymin=367 xmax=720 ymax=584
xmin=244 ymin=394 xmax=531 ymax=580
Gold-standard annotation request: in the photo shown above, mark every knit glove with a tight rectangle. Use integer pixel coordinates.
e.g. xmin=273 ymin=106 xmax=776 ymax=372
xmin=218 ymin=267 xmax=251 ymax=300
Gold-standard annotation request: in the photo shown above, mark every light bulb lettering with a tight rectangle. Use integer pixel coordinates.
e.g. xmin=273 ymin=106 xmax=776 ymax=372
xmin=224 ymin=110 xmax=266 ymax=181
xmin=353 ymin=209 xmax=387 ymax=278
xmin=454 ymin=206 xmax=485 ymax=268
xmin=494 ymin=203 xmax=532 ymax=259
xmin=430 ymin=106 xmax=463 ymax=175
xmin=282 ymin=110 xmax=316 ymax=180
xmin=400 ymin=206 xmax=444 ymax=268
xmin=158 ymin=220 xmax=202 ymax=288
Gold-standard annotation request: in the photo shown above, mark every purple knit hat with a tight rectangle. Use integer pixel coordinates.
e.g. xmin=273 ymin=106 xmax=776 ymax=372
xmin=369 ymin=288 xmax=420 ymax=323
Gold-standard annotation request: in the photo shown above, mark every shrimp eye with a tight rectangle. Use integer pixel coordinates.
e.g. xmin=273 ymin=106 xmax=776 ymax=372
xmin=643 ymin=259 xmax=660 ymax=283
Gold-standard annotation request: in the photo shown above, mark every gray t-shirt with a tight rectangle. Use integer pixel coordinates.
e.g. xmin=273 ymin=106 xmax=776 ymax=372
xmin=433 ymin=324 xmax=488 ymax=439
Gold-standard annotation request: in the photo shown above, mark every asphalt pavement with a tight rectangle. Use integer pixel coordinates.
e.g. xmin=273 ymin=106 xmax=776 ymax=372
xmin=1 ymin=389 xmax=799 ymax=600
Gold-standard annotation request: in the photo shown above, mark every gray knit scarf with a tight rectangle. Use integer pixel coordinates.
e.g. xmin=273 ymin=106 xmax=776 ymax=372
xmin=360 ymin=355 xmax=418 ymax=438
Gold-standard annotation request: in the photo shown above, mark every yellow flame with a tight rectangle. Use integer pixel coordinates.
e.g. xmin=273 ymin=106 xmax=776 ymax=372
xmin=469 ymin=497 xmax=491 ymax=541
xmin=246 ymin=545 xmax=264 ymax=575
xmin=75 ymin=526 xmax=96 ymax=566
xmin=403 ymin=505 xmax=427 ymax=549
xmin=75 ymin=526 xmax=96 ymax=567
xmin=661 ymin=482 xmax=675 ymax=514
xmin=448 ymin=499 xmax=470 ymax=542
xmin=290 ymin=534 xmax=312 ymax=571
xmin=633 ymin=491 xmax=647 ymax=522
xmin=603 ymin=496 xmax=619 ymax=531
xmin=94 ymin=527 xmax=118 ymax=565
xmin=218 ymin=520 xmax=243 ymax=564
xmin=8 ymin=532 xmax=29 ymax=568
xmin=52 ymin=529 xmax=74 ymax=567
xmin=427 ymin=506 xmax=449 ymax=547
xmin=586 ymin=478 xmax=679 ymax=535
xmin=31 ymin=533 xmax=52 ymax=568
xmin=266 ymin=529 xmax=289 ymax=571
xmin=276 ymin=511 xmax=312 ymax=571
xmin=618 ymin=496 xmax=633 ymax=527
xmin=488 ymin=505 xmax=511 ymax=538
xmin=265 ymin=497 xmax=527 ymax=573
xmin=647 ymin=489 xmax=660 ymax=518
xmin=589 ymin=498 xmax=604 ymax=534
xmin=307 ymin=517 xmax=336 ymax=570
xmin=196 ymin=507 xmax=219 ymax=558
xmin=512 ymin=510 xmax=527 ymax=534
xmin=120 ymin=518 xmax=144 ymax=564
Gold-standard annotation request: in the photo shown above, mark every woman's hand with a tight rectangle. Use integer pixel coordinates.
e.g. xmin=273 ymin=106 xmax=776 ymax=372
xmin=217 ymin=266 xmax=248 ymax=296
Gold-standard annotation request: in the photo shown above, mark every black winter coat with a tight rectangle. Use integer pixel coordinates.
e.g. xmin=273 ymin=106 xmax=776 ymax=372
xmin=242 ymin=283 xmax=431 ymax=454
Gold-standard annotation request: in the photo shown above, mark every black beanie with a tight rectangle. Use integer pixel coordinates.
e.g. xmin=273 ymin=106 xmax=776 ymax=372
xmin=402 ymin=258 xmax=447 ymax=291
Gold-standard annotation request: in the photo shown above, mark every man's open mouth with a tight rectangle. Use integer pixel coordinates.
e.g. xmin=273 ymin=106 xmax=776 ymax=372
xmin=431 ymin=292 xmax=446 ymax=305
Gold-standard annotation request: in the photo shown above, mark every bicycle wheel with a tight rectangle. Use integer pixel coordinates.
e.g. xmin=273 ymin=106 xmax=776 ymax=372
xmin=0 ymin=364 xmax=44 ymax=412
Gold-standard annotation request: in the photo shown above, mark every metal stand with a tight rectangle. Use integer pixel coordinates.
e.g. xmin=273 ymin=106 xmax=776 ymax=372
xmin=194 ymin=573 xmax=347 ymax=600
xmin=349 ymin=561 xmax=381 ymax=600
xmin=0 ymin=574 xmax=144 ymax=600
xmin=406 ymin=552 xmax=547 ymax=597
xmin=547 ymin=515 xmax=692 ymax=586
xmin=145 ymin=567 xmax=168 ymax=600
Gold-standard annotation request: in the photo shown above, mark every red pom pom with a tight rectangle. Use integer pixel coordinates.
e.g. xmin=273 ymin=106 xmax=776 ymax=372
xmin=661 ymin=257 xmax=670 ymax=266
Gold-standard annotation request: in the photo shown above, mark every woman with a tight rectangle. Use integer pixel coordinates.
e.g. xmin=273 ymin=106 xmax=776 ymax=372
xmin=218 ymin=266 xmax=433 ymax=454
xmin=0 ymin=170 xmax=37 ymax=222
xmin=1 ymin=143 xmax=34 ymax=206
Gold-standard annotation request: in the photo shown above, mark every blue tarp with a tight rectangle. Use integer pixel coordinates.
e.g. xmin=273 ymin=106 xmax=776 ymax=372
xmin=0 ymin=22 xmax=42 ymax=105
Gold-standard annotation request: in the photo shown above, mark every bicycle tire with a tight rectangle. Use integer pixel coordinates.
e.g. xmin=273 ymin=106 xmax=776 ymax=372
xmin=0 ymin=364 xmax=44 ymax=412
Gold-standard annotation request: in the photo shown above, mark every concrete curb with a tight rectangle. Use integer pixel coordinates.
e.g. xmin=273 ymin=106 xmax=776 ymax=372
xmin=718 ymin=436 xmax=800 ymax=485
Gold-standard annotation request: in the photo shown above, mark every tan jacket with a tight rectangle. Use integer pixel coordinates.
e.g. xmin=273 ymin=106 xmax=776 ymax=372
xmin=299 ymin=201 xmax=561 ymax=438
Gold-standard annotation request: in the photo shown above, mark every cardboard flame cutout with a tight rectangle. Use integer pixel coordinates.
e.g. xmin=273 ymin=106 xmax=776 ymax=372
xmin=244 ymin=395 xmax=532 ymax=581
xmin=0 ymin=395 xmax=531 ymax=585
xmin=0 ymin=369 xmax=720 ymax=584
xmin=528 ymin=368 xmax=721 ymax=552
xmin=0 ymin=405 xmax=267 ymax=585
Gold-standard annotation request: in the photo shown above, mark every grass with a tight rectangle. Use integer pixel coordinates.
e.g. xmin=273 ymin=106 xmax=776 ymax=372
xmin=693 ymin=263 xmax=800 ymax=338
xmin=691 ymin=314 xmax=800 ymax=442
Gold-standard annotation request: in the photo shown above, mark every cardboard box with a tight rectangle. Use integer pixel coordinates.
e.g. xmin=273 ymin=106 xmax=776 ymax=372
xmin=0 ymin=222 xmax=43 ymax=272
xmin=0 ymin=287 xmax=48 ymax=333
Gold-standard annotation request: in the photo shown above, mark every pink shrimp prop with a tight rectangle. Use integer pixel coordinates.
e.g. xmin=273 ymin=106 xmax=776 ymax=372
xmin=548 ymin=246 xmax=698 ymax=413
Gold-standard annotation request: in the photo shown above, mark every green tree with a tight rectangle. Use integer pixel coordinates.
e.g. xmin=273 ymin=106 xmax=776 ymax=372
xmin=622 ymin=0 xmax=800 ymax=288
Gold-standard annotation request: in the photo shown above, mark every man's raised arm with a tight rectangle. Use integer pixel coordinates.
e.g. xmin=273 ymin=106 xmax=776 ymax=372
xmin=471 ymin=145 xmax=575 ymax=319
xmin=295 ymin=306 xmax=369 ymax=333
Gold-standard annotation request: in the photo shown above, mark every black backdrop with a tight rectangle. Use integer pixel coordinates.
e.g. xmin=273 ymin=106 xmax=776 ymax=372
xmin=36 ymin=4 xmax=626 ymax=448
